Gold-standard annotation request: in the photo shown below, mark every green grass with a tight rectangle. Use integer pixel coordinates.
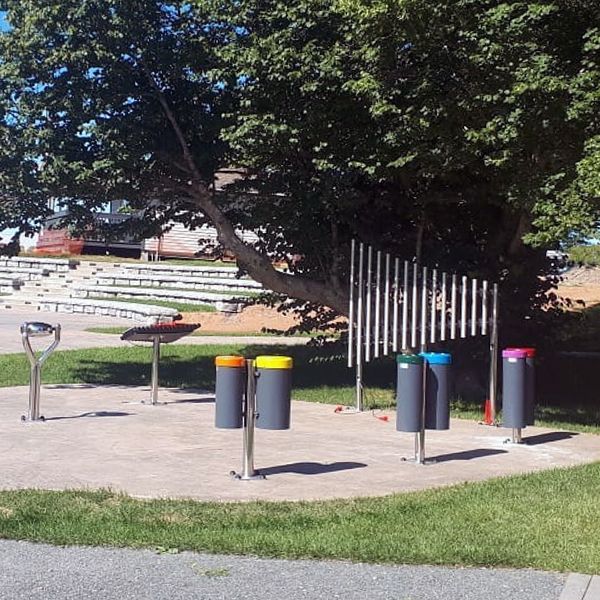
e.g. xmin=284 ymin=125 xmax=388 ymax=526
xmin=88 ymin=296 xmax=216 ymax=313
xmin=1 ymin=463 xmax=600 ymax=572
xmin=569 ymin=245 xmax=600 ymax=266
xmin=84 ymin=326 xmax=332 ymax=338
xmin=20 ymin=251 xmax=233 ymax=268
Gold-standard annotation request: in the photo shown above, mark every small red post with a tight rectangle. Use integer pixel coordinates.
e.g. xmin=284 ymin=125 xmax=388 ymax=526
xmin=483 ymin=399 xmax=493 ymax=425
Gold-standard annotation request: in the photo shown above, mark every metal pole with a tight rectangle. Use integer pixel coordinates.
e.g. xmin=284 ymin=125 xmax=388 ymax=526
xmin=151 ymin=336 xmax=160 ymax=405
xmin=481 ymin=280 xmax=488 ymax=336
xmin=365 ymin=246 xmax=373 ymax=362
xmin=471 ymin=278 xmax=477 ymax=337
xmin=450 ymin=274 xmax=457 ymax=340
xmin=383 ymin=253 xmax=391 ymax=355
xmin=236 ymin=359 xmax=264 ymax=480
xmin=430 ymin=269 xmax=437 ymax=344
xmin=392 ymin=257 xmax=399 ymax=353
xmin=402 ymin=261 xmax=409 ymax=351
xmin=511 ymin=428 xmax=523 ymax=444
xmin=411 ymin=262 xmax=418 ymax=349
xmin=489 ymin=283 xmax=499 ymax=423
xmin=420 ymin=266 xmax=428 ymax=348
xmin=440 ymin=272 xmax=447 ymax=342
xmin=460 ymin=275 xmax=467 ymax=338
xmin=29 ymin=364 xmax=41 ymax=421
xmin=356 ymin=243 xmax=365 ymax=412
xmin=374 ymin=250 xmax=382 ymax=358
xmin=347 ymin=239 xmax=355 ymax=368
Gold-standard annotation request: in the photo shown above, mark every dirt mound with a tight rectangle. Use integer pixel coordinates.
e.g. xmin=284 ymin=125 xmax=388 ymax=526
xmin=179 ymin=304 xmax=300 ymax=334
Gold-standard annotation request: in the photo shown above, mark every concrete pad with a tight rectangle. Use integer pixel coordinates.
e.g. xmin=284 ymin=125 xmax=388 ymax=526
xmin=1 ymin=384 xmax=600 ymax=502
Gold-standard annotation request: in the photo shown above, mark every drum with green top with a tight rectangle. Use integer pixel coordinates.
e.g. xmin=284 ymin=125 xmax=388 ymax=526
xmin=396 ymin=354 xmax=424 ymax=432
xmin=255 ymin=355 xmax=293 ymax=430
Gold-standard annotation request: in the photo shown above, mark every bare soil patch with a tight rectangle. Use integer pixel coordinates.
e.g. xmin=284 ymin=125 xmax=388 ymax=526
xmin=179 ymin=304 xmax=300 ymax=333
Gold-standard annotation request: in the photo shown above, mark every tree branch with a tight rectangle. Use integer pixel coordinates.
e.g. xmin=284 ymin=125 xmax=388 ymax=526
xmin=138 ymin=59 xmax=349 ymax=314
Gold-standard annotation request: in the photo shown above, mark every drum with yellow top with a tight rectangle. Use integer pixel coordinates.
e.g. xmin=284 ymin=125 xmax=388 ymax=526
xmin=255 ymin=355 xmax=293 ymax=430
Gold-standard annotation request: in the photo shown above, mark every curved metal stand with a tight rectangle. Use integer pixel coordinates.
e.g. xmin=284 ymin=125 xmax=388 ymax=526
xmin=21 ymin=322 xmax=61 ymax=422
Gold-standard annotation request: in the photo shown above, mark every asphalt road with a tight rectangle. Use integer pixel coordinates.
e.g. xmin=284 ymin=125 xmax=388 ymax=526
xmin=0 ymin=540 xmax=567 ymax=600
xmin=0 ymin=308 xmax=306 ymax=354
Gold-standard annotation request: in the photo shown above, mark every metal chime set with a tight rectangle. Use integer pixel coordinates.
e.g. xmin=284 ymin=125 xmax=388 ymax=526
xmin=346 ymin=239 xmax=500 ymax=461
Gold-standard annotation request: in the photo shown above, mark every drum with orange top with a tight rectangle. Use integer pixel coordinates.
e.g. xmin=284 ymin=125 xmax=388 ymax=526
xmin=215 ymin=355 xmax=246 ymax=429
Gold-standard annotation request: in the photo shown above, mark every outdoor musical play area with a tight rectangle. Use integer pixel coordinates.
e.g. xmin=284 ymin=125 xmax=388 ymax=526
xmin=2 ymin=242 xmax=600 ymax=506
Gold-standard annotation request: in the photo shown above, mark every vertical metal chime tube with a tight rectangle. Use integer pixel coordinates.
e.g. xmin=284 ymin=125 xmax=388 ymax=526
xmin=420 ymin=266 xmax=428 ymax=349
xmin=460 ymin=275 xmax=468 ymax=338
xmin=347 ymin=239 xmax=356 ymax=368
xmin=365 ymin=246 xmax=373 ymax=362
xmin=383 ymin=253 xmax=391 ymax=355
xmin=440 ymin=272 xmax=447 ymax=342
xmin=481 ymin=280 xmax=488 ymax=336
xmin=151 ymin=337 xmax=160 ymax=405
xmin=402 ymin=261 xmax=409 ymax=351
xmin=450 ymin=274 xmax=457 ymax=340
xmin=393 ymin=258 xmax=400 ymax=353
xmin=374 ymin=251 xmax=382 ymax=358
xmin=488 ymin=283 xmax=499 ymax=423
xmin=430 ymin=269 xmax=437 ymax=344
xmin=411 ymin=262 xmax=418 ymax=349
xmin=355 ymin=243 xmax=365 ymax=411
xmin=471 ymin=278 xmax=478 ymax=337
xmin=241 ymin=359 xmax=258 ymax=479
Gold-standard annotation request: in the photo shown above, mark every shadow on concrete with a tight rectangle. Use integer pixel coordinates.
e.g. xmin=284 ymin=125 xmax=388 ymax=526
xmin=45 ymin=411 xmax=132 ymax=421
xmin=47 ymin=384 xmax=98 ymax=389
xmin=260 ymin=461 xmax=367 ymax=476
xmin=164 ymin=397 xmax=215 ymax=405
xmin=523 ymin=431 xmax=579 ymax=445
xmin=430 ymin=448 xmax=508 ymax=463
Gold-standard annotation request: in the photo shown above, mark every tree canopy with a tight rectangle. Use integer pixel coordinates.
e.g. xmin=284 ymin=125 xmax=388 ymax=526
xmin=1 ymin=0 xmax=599 ymax=333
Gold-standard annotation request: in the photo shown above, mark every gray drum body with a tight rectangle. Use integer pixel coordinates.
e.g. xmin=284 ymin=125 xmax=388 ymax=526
xmin=525 ymin=356 xmax=535 ymax=425
xmin=215 ymin=361 xmax=245 ymax=429
xmin=396 ymin=355 xmax=424 ymax=432
xmin=255 ymin=357 xmax=292 ymax=430
xmin=502 ymin=351 xmax=527 ymax=429
xmin=422 ymin=353 xmax=452 ymax=430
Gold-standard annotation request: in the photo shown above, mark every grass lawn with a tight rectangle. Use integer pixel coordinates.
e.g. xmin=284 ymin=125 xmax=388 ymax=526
xmin=0 ymin=343 xmax=597 ymax=432
xmin=568 ymin=245 xmax=600 ymax=266
xmin=84 ymin=326 xmax=332 ymax=338
xmin=20 ymin=252 xmax=234 ymax=268
xmin=88 ymin=296 xmax=216 ymax=313
xmin=0 ymin=463 xmax=600 ymax=573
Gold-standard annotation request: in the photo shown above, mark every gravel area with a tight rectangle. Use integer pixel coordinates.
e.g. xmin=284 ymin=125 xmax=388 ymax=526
xmin=0 ymin=540 xmax=567 ymax=600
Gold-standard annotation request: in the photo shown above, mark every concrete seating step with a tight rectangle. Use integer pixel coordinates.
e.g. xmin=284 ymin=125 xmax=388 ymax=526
xmin=71 ymin=285 xmax=244 ymax=310
xmin=36 ymin=296 xmax=179 ymax=322
xmin=93 ymin=272 xmax=262 ymax=292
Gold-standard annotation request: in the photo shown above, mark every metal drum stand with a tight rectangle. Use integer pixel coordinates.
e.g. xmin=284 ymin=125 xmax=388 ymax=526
xmin=21 ymin=322 xmax=61 ymax=422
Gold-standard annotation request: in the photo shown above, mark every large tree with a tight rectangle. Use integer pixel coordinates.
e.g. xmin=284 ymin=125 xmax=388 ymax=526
xmin=1 ymin=0 xmax=599 ymax=332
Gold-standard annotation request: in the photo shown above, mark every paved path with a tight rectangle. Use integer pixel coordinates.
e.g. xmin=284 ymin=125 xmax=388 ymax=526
xmin=2 ymin=385 xmax=600 ymax=502
xmin=0 ymin=540 xmax=569 ymax=600
xmin=0 ymin=309 xmax=307 ymax=354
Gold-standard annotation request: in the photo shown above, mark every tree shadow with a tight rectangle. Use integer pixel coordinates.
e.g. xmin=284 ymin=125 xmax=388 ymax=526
xmin=523 ymin=431 xmax=579 ymax=445
xmin=45 ymin=411 xmax=132 ymax=421
xmin=259 ymin=461 xmax=367 ymax=476
xmin=66 ymin=343 xmax=393 ymax=392
xmin=430 ymin=448 xmax=508 ymax=463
